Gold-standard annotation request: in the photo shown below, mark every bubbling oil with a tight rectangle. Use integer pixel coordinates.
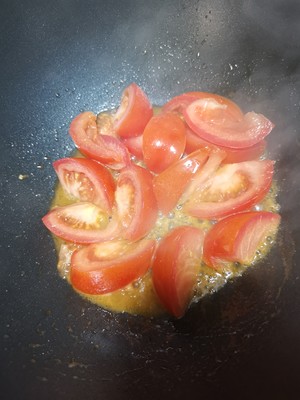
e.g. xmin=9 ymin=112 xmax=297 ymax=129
xmin=51 ymin=155 xmax=280 ymax=317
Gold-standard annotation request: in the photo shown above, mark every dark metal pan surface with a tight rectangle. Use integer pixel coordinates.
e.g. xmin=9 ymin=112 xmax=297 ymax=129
xmin=1 ymin=1 xmax=300 ymax=399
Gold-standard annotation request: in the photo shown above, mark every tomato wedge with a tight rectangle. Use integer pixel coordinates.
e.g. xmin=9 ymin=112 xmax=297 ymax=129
xmin=122 ymin=133 xmax=143 ymax=160
xmin=153 ymin=148 xmax=225 ymax=214
xmin=152 ymin=226 xmax=204 ymax=318
xmin=203 ymin=211 xmax=281 ymax=270
xmin=183 ymin=97 xmax=274 ymax=148
xmin=69 ymin=111 xmax=131 ymax=169
xmin=70 ymin=239 xmax=156 ymax=295
xmin=114 ymin=83 xmax=153 ymax=138
xmin=185 ymin=126 xmax=266 ymax=163
xmin=115 ymin=164 xmax=158 ymax=241
xmin=96 ymin=112 xmax=116 ymax=137
xmin=183 ymin=160 xmax=274 ymax=219
xmin=162 ymin=92 xmax=244 ymax=119
xmin=162 ymin=93 xmax=200 ymax=114
xmin=187 ymin=92 xmax=245 ymax=117
xmin=53 ymin=158 xmax=115 ymax=212
xmin=42 ymin=202 xmax=121 ymax=244
xmin=142 ymin=112 xmax=186 ymax=173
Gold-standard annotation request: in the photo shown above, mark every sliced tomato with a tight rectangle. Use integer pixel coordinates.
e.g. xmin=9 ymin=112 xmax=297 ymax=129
xmin=42 ymin=202 xmax=121 ymax=244
xmin=183 ymin=97 xmax=274 ymax=149
xmin=115 ymin=164 xmax=158 ymax=241
xmin=186 ymin=92 xmax=244 ymax=118
xmin=70 ymin=239 xmax=156 ymax=295
xmin=152 ymin=226 xmax=204 ymax=318
xmin=183 ymin=160 xmax=274 ymax=219
xmin=203 ymin=211 xmax=281 ymax=270
xmin=96 ymin=112 xmax=116 ymax=137
xmin=185 ymin=127 xmax=266 ymax=163
xmin=162 ymin=92 xmax=244 ymax=118
xmin=162 ymin=94 xmax=200 ymax=114
xmin=53 ymin=158 xmax=115 ymax=212
xmin=114 ymin=83 xmax=153 ymax=138
xmin=142 ymin=112 xmax=186 ymax=173
xmin=69 ymin=111 xmax=131 ymax=169
xmin=153 ymin=148 xmax=225 ymax=214
xmin=179 ymin=147 xmax=227 ymax=204
xmin=122 ymin=133 xmax=143 ymax=160
xmin=222 ymin=140 xmax=266 ymax=163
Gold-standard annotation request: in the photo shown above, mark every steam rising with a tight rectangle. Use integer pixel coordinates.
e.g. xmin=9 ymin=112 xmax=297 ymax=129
xmin=93 ymin=1 xmax=300 ymax=228
xmin=6 ymin=0 xmax=299 ymax=230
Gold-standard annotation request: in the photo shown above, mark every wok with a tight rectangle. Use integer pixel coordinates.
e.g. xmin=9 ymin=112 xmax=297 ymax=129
xmin=1 ymin=0 xmax=300 ymax=399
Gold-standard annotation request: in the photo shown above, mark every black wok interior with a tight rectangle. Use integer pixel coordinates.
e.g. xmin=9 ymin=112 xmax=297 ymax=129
xmin=1 ymin=1 xmax=300 ymax=399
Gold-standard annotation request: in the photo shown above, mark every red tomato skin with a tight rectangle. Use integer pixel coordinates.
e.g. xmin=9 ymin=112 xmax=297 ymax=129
xmin=142 ymin=112 xmax=187 ymax=173
xmin=185 ymin=127 xmax=266 ymax=163
xmin=69 ymin=111 xmax=131 ymax=170
xmin=114 ymin=83 xmax=153 ymax=138
xmin=183 ymin=98 xmax=274 ymax=149
xmin=153 ymin=148 xmax=225 ymax=214
xmin=186 ymin=92 xmax=244 ymax=118
xmin=162 ymin=94 xmax=200 ymax=114
xmin=184 ymin=160 xmax=274 ymax=220
xmin=42 ymin=203 xmax=121 ymax=244
xmin=152 ymin=226 xmax=205 ymax=318
xmin=70 ymin=239 xmax=156 ymax=295
xmin=162 ymin=92 xmax=244 ymax=119
xmin=122 ymin=134 xmax=144 ymax=160
xmin=222 ymin=140 xmax=266 ymax=163
xmin=53 ymin=157 xmax=116 ymax=212
xmin=116 ymin=164 xmax=159 ymax=241
xmin=203 ymin=211 xmax=281 ymax=270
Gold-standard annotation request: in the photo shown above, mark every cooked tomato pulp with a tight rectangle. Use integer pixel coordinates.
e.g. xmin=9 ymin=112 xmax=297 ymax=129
xmin=51 ymin=152 xmax=279 ymax=317
xmin=43 ymin=92 xmax=280 ymax=318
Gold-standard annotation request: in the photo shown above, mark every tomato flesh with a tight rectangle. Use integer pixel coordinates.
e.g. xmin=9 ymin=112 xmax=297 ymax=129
xmin=70 ymin=239 xmax=156 ymax=294
xmin=122 ymin=134 xmax=144 ymax=160
xmin=162 ymin=92 xmax=244 ymax=120
xmin=162 ymin=94 xmax=200 ymax=114
xmin=42 ymin=85 xmax=280 ymax=318
xmin=152 ymin=226 xmax=204 ymax=318
xmin=203 ymin=211 xmax=281 ymax=270
xmin=184 ymin=160 xmax=274 ymax=219
xmin=115 ymin=164 xmax=158 ymax=241
xmin=69 ymin=111 xmax=131 ymax=169
xmin=185 ymin=126 xmax=266 ymax=163
xmin=96 ymin=112 xmax=116 ymax=137
xmin=153 ymin=148 xmax=225 ymax=214
xmin=142 ymin=112 xmax=186 ymax=173
xmin=42 ymin=202 xmax=121 ymax=244
xmin=53 ymin=157 xmax=116 ymax=212
xmin=187 ymin=92 xmax=245 ymax=118
xmin=114 ymin=83 xmax=153 ymax=138
xmin=184 ymin=97 xmax=274 ymax=148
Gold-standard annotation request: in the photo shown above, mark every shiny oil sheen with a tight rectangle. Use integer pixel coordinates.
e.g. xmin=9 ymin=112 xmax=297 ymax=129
xmin=2 ymin=1 xmax=300 ymax=398
xmin=50 ymin=150 xmax=280 ymax=317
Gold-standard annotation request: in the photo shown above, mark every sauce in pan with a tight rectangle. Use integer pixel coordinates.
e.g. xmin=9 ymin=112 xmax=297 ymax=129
xmin=51 ymin=160 xmax=280 ymax=317
xmin=43 ymin=87 xmax=281 ymax=318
